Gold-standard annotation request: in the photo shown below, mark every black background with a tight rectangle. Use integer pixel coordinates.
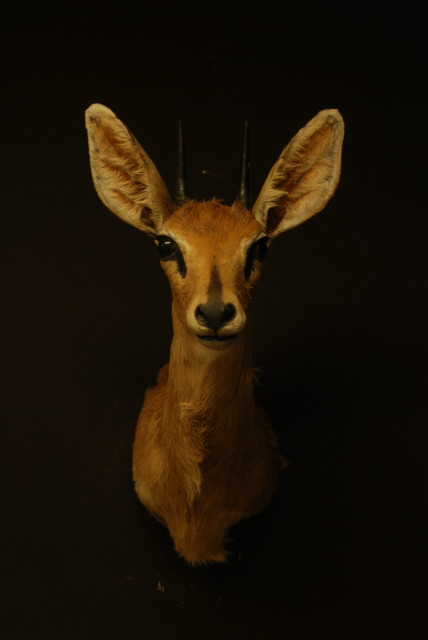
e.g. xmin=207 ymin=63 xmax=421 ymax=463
xmin=2 ymin=4 xmax=427 ymax=639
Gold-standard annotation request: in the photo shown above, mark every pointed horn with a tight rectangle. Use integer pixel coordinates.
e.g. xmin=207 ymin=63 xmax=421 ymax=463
xmin=174 ymin=119 xmax=188 ymax=206
xmin=238 ymin=121 xmax=250 ymax=208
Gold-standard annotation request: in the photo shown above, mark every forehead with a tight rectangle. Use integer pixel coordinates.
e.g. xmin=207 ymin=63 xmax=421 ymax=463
xmin=163 ymin=199 xmax=262 ymax=252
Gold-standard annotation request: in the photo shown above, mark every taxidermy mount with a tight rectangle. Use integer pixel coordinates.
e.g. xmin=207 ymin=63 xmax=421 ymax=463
xmin=85 ymin=104 xmax=344 ymax=565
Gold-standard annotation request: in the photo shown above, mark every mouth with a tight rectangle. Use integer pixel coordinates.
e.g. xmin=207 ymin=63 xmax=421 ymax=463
xmin=196 ymin=333 xmax=237 ymax=343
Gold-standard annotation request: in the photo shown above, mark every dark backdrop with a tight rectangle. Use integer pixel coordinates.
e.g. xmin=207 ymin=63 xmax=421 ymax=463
xmin=2 ymin=5 xmax=427 ymax=639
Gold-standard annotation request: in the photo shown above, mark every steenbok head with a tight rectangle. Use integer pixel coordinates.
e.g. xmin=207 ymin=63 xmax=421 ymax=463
xmin=85 ymin=105 xmax=344 ymax=352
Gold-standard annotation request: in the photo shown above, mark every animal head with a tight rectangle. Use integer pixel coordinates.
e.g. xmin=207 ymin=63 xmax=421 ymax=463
xmin=85 ymin=104 xmax=344 ymax=350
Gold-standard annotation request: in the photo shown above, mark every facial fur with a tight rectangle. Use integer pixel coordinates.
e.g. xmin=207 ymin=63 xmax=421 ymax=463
xmin=156 ymin=199 xmax=267 ymax=348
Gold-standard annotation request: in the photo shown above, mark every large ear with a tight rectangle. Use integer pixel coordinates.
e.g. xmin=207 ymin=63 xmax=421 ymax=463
xmin=85 ymin=104 xmax=174 ymax=236
xmin=252 ymin=109 xmax=344 ymax=236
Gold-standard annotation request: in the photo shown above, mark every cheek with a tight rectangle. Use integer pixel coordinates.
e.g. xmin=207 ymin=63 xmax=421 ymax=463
xmin=235 ymin=264 xmax=263 ymax=307
xmin=174 ymin=285 xmax=193 ymax=316
xmin=161 ymin=264 xmax=193 ymax=312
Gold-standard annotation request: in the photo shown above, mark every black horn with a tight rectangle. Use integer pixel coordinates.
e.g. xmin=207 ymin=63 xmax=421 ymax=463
xmin=174 ymin=119 xmax=188 ymax=206
xmin=238 ymin=121 xmax=250 ymax=209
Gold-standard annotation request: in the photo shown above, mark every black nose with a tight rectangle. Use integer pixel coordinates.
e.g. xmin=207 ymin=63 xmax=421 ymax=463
xmin=195 ymin=302 xmax=236 ymax=331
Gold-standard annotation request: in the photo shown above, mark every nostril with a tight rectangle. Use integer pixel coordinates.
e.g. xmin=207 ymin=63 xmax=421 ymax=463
xmin=195 ymin=302 xmax=237 ymax=331
xmin=195 ymin=304 xmax=209 ymax=326
xmin=222 ymin=303 xmax=236 ymax=324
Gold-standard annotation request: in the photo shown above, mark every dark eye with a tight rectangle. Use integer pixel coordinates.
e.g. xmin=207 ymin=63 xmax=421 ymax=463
xmin=156 ymin=235 xmax=187 ymax=278
xmin=157 ymin=236 xmax=177 ymax=259
xmin=253 ymin=237 xmax=269 ymax=262
xmin=245 ymin=237 xmax=269 ymax=279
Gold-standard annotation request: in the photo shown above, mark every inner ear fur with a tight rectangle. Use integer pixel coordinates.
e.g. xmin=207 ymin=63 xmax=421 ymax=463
xmin=85 ymin=103 xmax=174 ymax=235
xmin=252 ymin=109 xmax=344 ymax=236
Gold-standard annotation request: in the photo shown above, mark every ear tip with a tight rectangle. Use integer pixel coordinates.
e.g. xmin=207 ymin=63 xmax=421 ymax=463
xmin=318 ymin=108 xmax=344 ymax=129
xmin=85 ymin=103 xmax=116 ymax=127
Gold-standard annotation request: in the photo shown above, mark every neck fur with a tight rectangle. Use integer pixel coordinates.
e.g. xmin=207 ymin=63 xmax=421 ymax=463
xmin=163 ymin=303 xmax=256 ymax=446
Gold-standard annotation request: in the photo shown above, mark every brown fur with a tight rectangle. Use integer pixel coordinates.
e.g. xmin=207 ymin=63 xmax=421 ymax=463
xmin=85 ymin=105 xmax=344 ymax=564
